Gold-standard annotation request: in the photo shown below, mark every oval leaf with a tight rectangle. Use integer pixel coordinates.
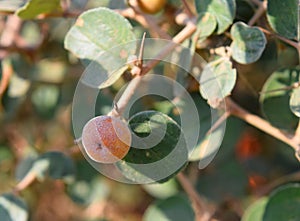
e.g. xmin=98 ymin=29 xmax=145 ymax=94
xmin=196 ymin=12 xmax=217 ymax=41
xmin=195 ymin=0 xmax=236 ymax=34
xmin=263 ymin=183 xmax=300 ymax=221
xmin=290 ymin=86 xmax=300 ymax=117
xmin=260 ymin=67 xmax=299 ymax=130
xmin=116 ymin=111 xmax=188 ymax=183
xmin=242 ymin=197 xmax=268 ymax=221
xmin=231 ymin=22 xmax=266 ymax=64
xmin=67 ymin=160 xmax=109 ymax=205
xmin=22 ymin=151 xmax=75 ymax=183
xmin=0 ymin=193 xmax=28 ymax=221
xmin=31 ymin=85 xmax=60 ymax=119
xmin=267 ymin=0 xmax=297 ymax=39
xmin=143 ymin=194 xmax=194 ymax=221
xmin=16 ymin=0 xmax=62 ymax=19
xmin=142 ymin=178 xmax=179 ymax=199
xmin=64 ymin=7 xmax=136 ymax=88
xmin=200 ymin=59 xmax=237 ymax=107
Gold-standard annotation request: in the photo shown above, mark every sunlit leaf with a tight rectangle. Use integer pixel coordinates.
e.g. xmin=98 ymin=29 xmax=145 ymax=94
xmin=16 ymin=0 xmax=62 ymax=19
xmin=231 ymin=22 xmax=266 ymax=64
xmin=0 ymin=193 xmax=28 ymax=221
xmin=196 ymin=12 xmax=217 ymax=42
xmin=290 ymin=86 xmax=300 ymax=117
xmin=64 ymin=7 xmax=136 ymax=88
xmin=242 ymin=197 xmax=268 ymax=221
xmin=143 ymin=178 xmax=179 ymax=199
xmin=200 ymin=59 xmax=237 ymax=107
xmin=195 ymin=0 xmax=236 ymax=34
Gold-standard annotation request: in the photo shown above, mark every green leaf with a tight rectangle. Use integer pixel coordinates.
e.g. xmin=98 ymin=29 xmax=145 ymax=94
xmin=31 ymin=85 xmax=60 ymax=119
xmin=267 ymin=0 xmax=297 ymax=39
xmin=143 ymin=178 xmax=179 ymax=199
xmin=67 ymin=160 xmax=109 ymax=205
xmin=200 ymin=59 xmax=237 ymax=107
xmin=195 ymin=0 xmax=236 ymax=34
xmin=196 ymin=12 xmax=217 ymax=41
xmin=24 ymin=151 xmax=75 ymax=183
xmin=143 ymin=194 xmax=194 ymax=221
xmin=16 ymin=0 xmax=62 ymax=19
xmin=242 ymin=197 xmax=268 ymax=221
xmin=15 ymin=153 xmax=38 ymax=181
xmin=263 ymin=183 xmax=300 ymax=221
xmin=116 ymin=111 xmax=188 ymax=183
xmin=260 ymin=67 xmax=299 ymax=130
xmin=0 ymin=193 xmax=28 ymax=221
xmin=64 ymin=7 xmax=136 ymax=89
xmin=231 ymin=22 xmax=266 ymax=64
xmin=290 ymin=87 xmax=300 ymax=117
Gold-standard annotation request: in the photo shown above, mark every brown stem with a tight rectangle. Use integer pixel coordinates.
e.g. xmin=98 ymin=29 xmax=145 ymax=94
xmin=259 ymin=27 xmax=299 ymax=49
xmin=0 ymin=59 xmax=13 ymax=96
xmin=226 ymin=97 xmax=299 ymax=151
xmin=181 ymin=0 xmax=194 ymax=18
xmin=0 ymin=15 xmax=22 ymax=59
xmin=255 ymin=171 xmax=300 ymax=196
xmin=116 ymin=7 xmax=171 ymax=39
xmin=206 ymin=111 xmax=231 ymax=136
xmin=177 ymin=172 xmax=211 ymax=221
xmin=109 ymin=19 xmax=196 ymax=117
xmin=248 ymin=0 xmax=267 ymax=26
xmin=14 ymin=172 xmax=36 ymax=192
xmin=294 ymin=121 xmax=300 ymax=143
xmin=251 ymin=0 xmax=263 ymax=6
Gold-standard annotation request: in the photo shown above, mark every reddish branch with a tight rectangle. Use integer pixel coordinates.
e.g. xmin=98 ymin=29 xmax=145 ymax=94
xmin=177 ymin=173 xmax=211 ymax=221
xmin=226 ymin=98 xmax=300 ymax=153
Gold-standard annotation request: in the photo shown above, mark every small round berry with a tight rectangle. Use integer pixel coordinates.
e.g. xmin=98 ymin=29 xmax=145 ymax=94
xmin=137 ymin=0 xmax=167 ymax=14
xmin=82 ymin=116 xmax=132 ymax=164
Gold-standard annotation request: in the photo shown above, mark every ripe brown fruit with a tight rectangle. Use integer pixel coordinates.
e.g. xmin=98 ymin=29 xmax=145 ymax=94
xmin=82 ymin=116 xmax=132 ymax=163
xmin=137 ymin=0 xmax=167 ymax=14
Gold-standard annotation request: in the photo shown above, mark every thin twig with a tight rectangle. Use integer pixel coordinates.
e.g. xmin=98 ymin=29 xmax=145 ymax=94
xmin=177 ymin=172 xmax=211 ymax=221
xmin=254 ymin=171 xmax=300 ymax=196
xmin=0 ymin=15 xmax=22 ymax=59
xmin=226 ymin=97 xmax=299 ymax=152
xmin=0 ymin=59 xmax=13 ymax=96
xmin=206 ymin=111 xmax=231 ymax=136
xmin=294 ymin=121 xmax=300 ymax=143
xmin=248 ymin=0 xmax=267 ymax=26
xmin=259 ymin=81 xmax=300 ymax=94
xmin=14 ymin=172 xmax=36 ymax=192
xmin=108 ymin=19 xmax=196 ymax=117
xmin=250 ymin=0 xmax=263 ymax=6
xmin=181 ymin=0 xmax=194 ymax=18
xmin=259 ymin=27 xmax=299 ymax=49
xmin=137 ymin=32 xmax=146 ymax=67
xmin=117 ymin=6 xmax=171 ymax=39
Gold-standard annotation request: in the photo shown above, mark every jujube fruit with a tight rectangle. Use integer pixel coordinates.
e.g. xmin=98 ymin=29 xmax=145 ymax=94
xmin=137 ymin=0 xmax=167 ymax=14
xmin=82 ymin=116 xmax=132 ymax=163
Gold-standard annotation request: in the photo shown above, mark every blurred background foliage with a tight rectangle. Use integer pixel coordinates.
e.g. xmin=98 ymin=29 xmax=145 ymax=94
xmin=0 ymin=0 xmax=299 ymax=221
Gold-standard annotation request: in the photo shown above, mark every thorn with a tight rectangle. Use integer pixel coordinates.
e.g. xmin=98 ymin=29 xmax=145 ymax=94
xmin=137 ymin=32 xmax=147 ymax=68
